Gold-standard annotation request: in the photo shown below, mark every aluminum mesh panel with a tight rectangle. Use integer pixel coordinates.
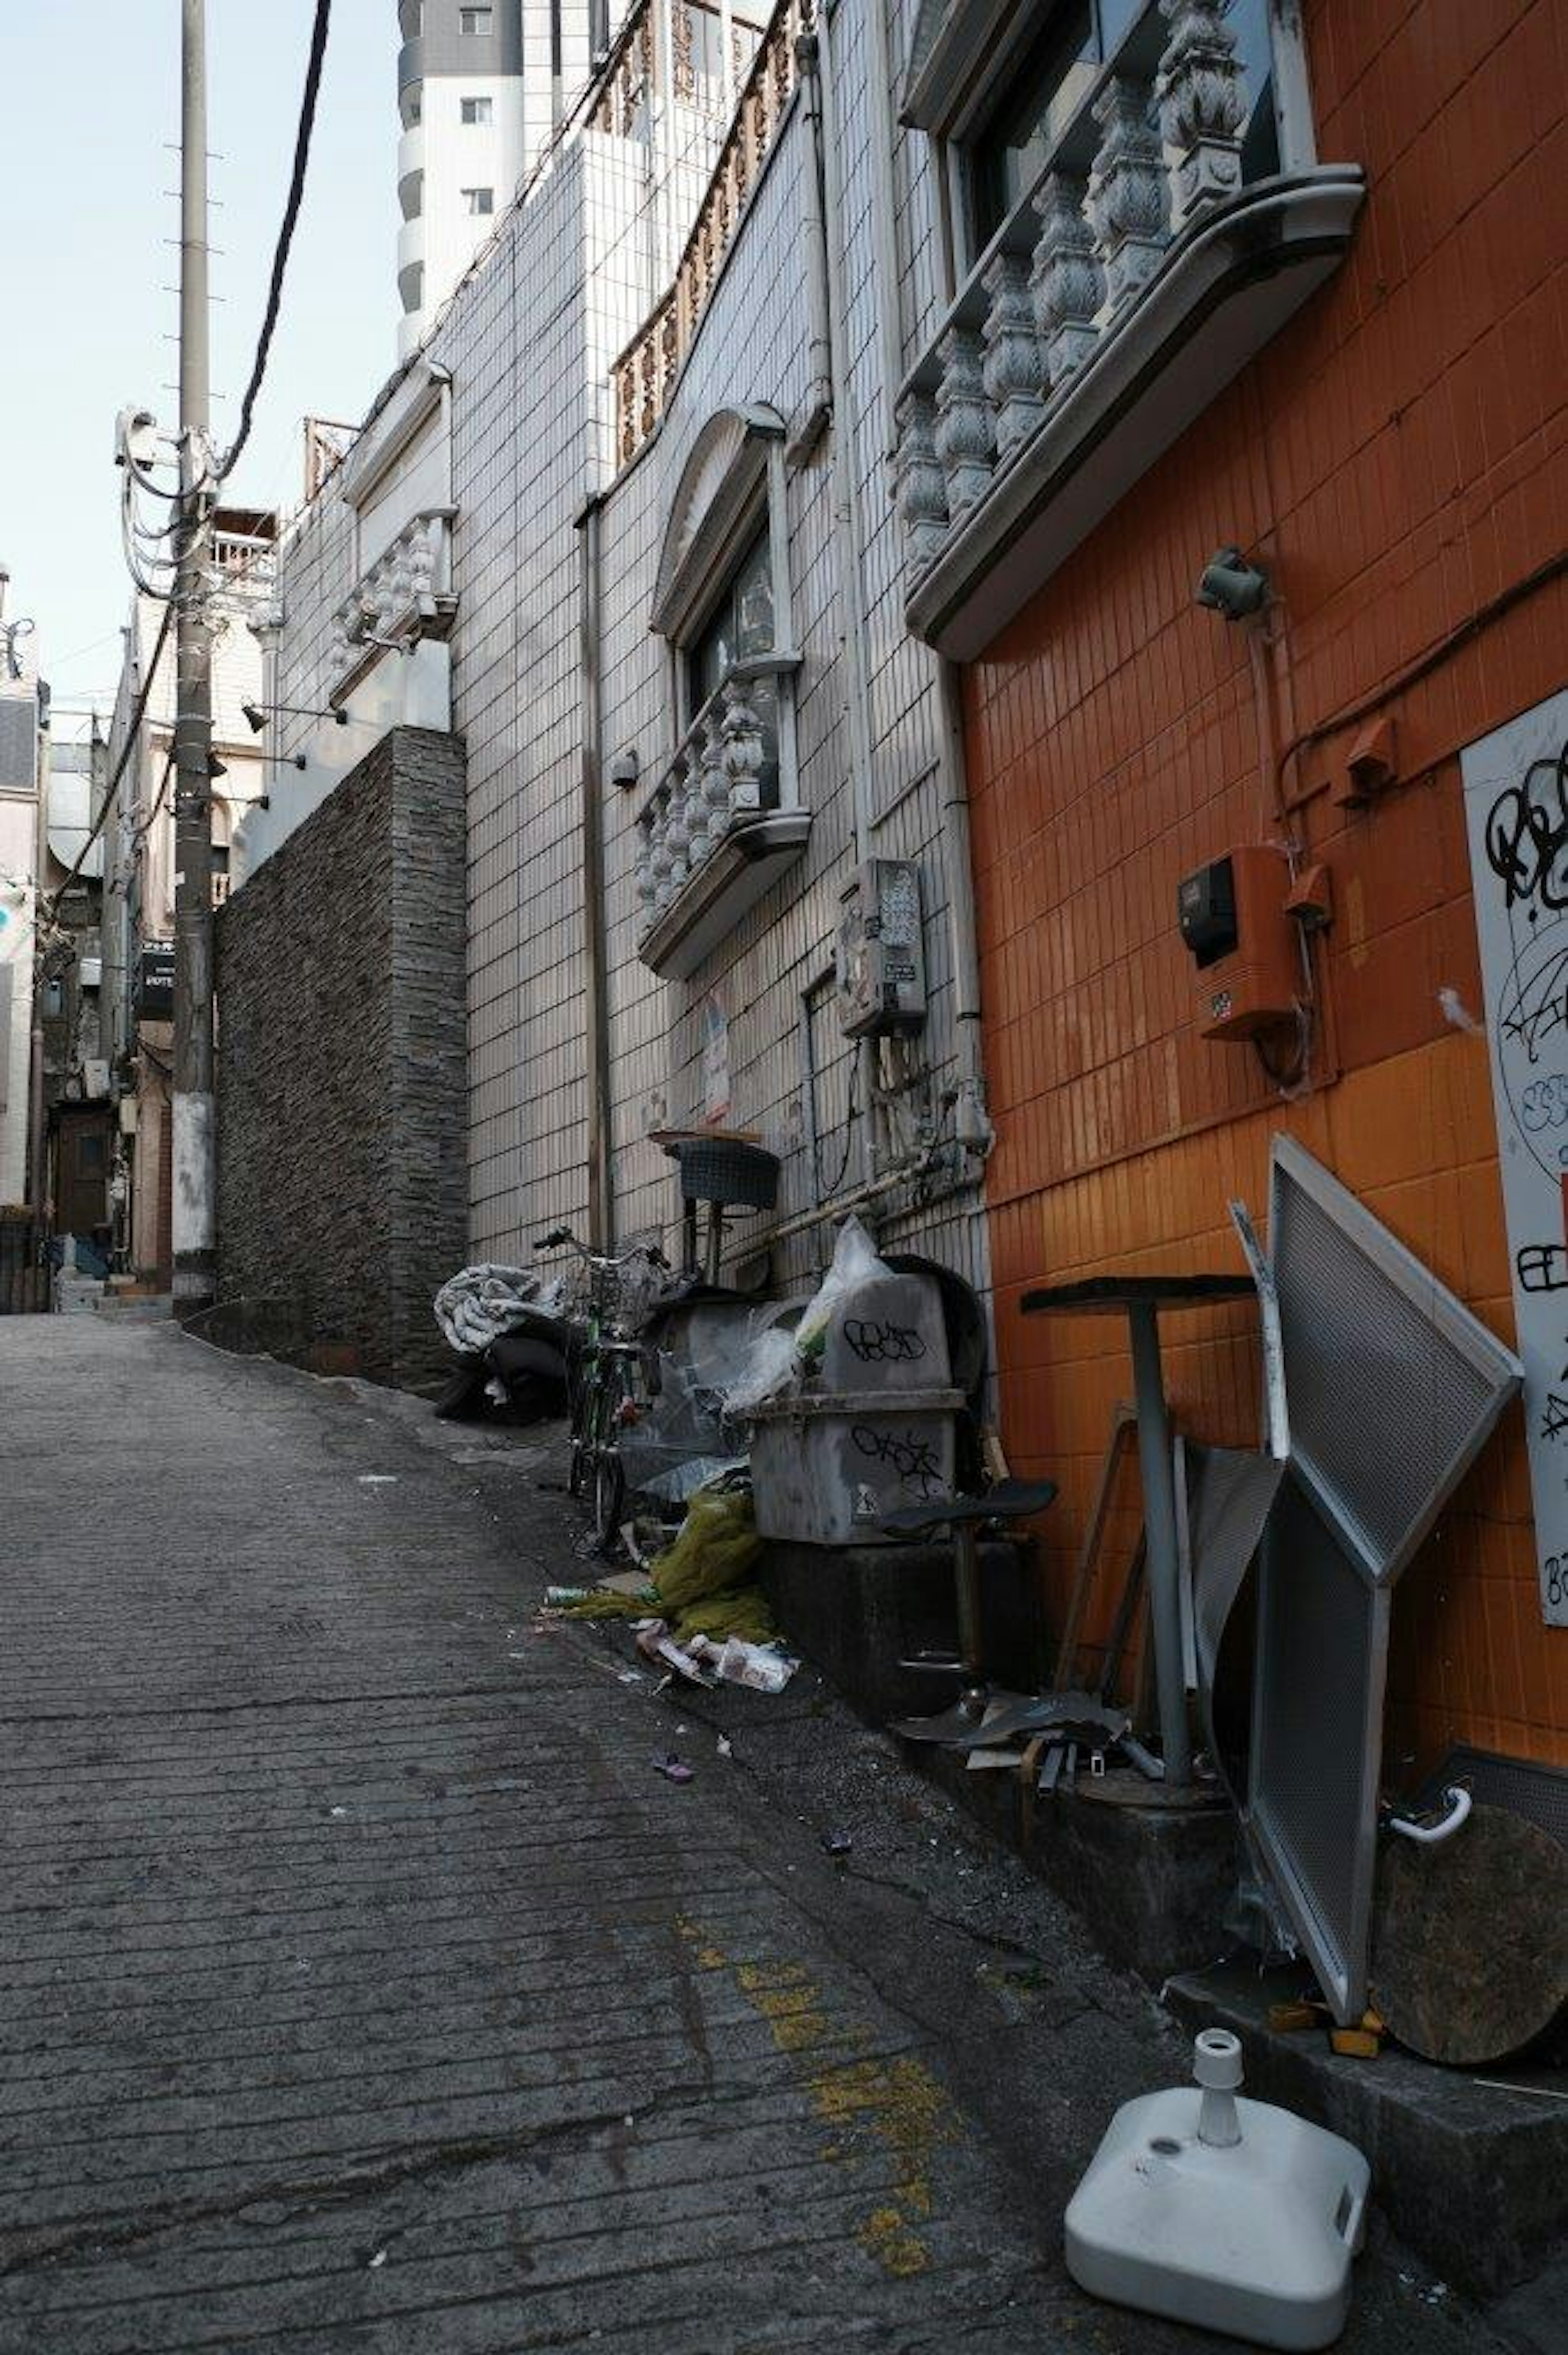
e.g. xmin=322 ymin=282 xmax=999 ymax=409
xmin=1251 ymin=1472 xmax=1388 ymax=2019
xmin=1269 ymin=1136 xmax=1521 ymax=1583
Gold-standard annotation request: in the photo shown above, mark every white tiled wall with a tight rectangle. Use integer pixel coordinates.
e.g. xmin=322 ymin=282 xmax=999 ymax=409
xmin=263 ymin=0 xmax=996 ymax=1313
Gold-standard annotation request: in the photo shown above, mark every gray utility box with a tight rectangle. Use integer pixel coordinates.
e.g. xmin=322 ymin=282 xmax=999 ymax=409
xmin=749 ymin=1271 xmax=962 ymax=1546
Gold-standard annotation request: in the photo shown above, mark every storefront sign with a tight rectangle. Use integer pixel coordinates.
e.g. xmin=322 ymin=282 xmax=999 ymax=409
xmin=1462 ymin=685 xmax=1568 ymax=1624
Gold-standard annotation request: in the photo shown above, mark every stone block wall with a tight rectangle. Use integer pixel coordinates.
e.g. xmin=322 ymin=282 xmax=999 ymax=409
xmin=215 ymin=726 xmax=467 ymax=1387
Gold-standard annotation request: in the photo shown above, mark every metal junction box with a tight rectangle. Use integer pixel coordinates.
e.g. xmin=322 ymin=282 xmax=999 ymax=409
xmin=1178 ymin=845 xmax=1298 ymax=1041
xmin=837 ymin=859 xmax=927 ymax=1038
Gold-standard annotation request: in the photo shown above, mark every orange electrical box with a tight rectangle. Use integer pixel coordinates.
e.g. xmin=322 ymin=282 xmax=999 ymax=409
xmin=1176 ymin=845 xmax=1300 ymax=1041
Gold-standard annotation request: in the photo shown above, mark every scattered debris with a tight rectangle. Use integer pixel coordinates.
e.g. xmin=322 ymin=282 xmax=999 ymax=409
xmin=653 ymin=1753 xmax=694 ymax=1785
xmin=716 ymin=1735 xmax=734 ymax=1758
xmin=367 ymin=2249 xmax=388 ymax=2270
xmin=821 ymin=1829 xmax=852 ymax=1857
xmin=357 ymin=1474 xmax=399 ymax=1486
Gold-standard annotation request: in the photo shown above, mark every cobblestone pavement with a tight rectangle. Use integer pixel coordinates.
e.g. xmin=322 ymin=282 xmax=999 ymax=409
xmin=0 ymin=1319 xmax=1524 ymax=2354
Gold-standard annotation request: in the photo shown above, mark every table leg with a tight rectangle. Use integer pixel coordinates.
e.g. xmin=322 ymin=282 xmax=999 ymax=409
xmin=1127 ymin=1302 xmax=1192 ymax=1787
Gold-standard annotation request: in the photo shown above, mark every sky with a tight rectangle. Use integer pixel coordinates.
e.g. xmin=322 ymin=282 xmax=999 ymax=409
xmin=0 ymin=1 xmax=393 ymax=740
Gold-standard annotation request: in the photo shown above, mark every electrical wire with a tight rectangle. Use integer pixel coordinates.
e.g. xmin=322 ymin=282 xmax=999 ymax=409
xmin=38 ymin=602 xmax=176 ymax=930
xmin=220 ymin=0 xmax=333 ymax=484
xmin=1279 ymin=545 xmax=1568 ymax=804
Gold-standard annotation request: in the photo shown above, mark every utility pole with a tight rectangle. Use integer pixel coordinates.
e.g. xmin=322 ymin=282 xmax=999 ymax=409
xmin=172 ymin=0 xmax=217 ymax=1316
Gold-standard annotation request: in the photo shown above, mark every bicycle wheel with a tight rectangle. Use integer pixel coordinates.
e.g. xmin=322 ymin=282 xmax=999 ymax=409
xmin=566 ymin=1325 xmax=594 ymax=1497
xmin=593 ymin=1444 xmax=626 ymax=1552
xmin=590 ymin=1359 xmax=628 ymax=1547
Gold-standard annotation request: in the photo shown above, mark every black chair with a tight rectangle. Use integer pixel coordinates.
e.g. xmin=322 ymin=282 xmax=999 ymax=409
xmin=880 ymin=1478 xmax=1058 ymax=1744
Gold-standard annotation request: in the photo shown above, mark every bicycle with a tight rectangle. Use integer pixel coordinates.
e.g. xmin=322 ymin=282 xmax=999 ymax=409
xmin=532 ymin=1227 xmax=668 ymax=1550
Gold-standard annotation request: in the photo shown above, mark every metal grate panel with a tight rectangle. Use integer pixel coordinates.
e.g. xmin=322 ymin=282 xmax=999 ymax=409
xmin=1269 ymin=1135 xmax=1521 ymax=1584
xmin=1251 ymin=1472 xmax=1389 ymax=2019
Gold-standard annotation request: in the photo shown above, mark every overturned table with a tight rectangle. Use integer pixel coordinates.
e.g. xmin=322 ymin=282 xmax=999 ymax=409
xmin=1020 ymin=1273 xmax=1256 ymax=1790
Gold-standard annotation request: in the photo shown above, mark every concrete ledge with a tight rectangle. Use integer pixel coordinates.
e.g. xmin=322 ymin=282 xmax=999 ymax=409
xmin=1166 ymin=1961 xmax=1568 ymax=2297
xmin=761 ymin=1536 xmax=1047 ymax=1721
xmin=761 ymin=1541 xmax=1237 ymax=1985
xmin=927 ymin=1755 xmax=1238 ymax=1985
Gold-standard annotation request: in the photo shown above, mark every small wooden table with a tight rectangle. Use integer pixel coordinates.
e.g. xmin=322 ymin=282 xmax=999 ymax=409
xmin=1020 ymin=1273 xmax=1256 ymax=1789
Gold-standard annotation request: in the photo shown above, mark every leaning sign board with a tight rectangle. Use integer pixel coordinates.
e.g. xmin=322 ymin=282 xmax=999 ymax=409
xmin=1462 ymin=685 xmax=1568 ymax=1625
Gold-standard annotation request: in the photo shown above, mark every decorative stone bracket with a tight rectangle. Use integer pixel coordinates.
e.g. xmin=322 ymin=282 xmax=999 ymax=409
xmin=328 ymin=508 xmax=458 ymax=698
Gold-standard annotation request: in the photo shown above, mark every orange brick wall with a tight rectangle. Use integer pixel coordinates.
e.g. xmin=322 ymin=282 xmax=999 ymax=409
xmin=964 ymin=0 xmax=1568 ymax=1773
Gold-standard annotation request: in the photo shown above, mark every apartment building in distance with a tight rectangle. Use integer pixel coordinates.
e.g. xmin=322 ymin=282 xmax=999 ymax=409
xmin=396 ymin=0 xmax=600 ymax=358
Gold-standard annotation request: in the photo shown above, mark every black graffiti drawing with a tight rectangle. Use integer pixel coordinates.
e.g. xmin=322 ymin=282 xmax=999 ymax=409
xmin=850 ymin=1423 xmax=944 ymax=1496
xmin=842 ymin=1318 xmax=928 ymax=1366
xmin=1543 ymin=1394 xmax=1568 ymax=1444
xmin=1517 ymin=1242 xmax=1568 ymax=1293
xmin=1485 ymin=739 xmax=1568 ymax=917
xmin=1501 ymin=952 xmax=1568 ymax=1070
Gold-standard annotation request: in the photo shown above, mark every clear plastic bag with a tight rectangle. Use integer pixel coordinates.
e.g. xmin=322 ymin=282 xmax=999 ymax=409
xmin=793 ymin=1215 xmax=892 ymax=1374
xmin=723 ymin=1323 xmax=799 ymax=1416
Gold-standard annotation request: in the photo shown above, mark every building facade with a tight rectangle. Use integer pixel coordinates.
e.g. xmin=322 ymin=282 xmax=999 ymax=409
xmin=0 ymin=578 xmax=44 ymax=1212
xmin=882 ymin=0 xmax=1567 ymax=1778
xmin=102 ymin=510 xmax=275 ymax=1286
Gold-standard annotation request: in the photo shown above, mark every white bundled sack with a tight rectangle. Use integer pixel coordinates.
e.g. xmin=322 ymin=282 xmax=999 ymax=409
xmin=433 ymin=1264 xmax=565 ymax=1355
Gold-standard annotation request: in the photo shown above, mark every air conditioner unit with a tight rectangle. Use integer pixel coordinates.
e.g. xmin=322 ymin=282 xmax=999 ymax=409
xmin=82 ymin=1059 xmax=110 ymax=1100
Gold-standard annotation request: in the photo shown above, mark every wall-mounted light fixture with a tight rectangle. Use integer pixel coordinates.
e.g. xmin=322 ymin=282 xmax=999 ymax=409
xmin=241 ymin=699 xmax=351 ymax=734
xmin=1195 ymin=546 xmax=1270 ymax=621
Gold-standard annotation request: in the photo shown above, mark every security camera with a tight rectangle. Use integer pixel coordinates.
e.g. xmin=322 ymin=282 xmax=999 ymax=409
xmin=1196 ymin=546 xmax=1270 ymax=620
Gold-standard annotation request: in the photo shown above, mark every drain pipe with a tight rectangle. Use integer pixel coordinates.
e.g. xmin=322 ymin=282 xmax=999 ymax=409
xmin=577 ymin=495 xmax=614 ymax=1247
xmin=933 ymin=651 xmax=993 ymax=1156
xmin=791 ymin=33 xmax=832 ymax=453
xmin=804 ymin=18 xmax=884 ymax=1182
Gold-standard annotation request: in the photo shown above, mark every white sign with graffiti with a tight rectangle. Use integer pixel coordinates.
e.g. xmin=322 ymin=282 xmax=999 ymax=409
xmin=1462 ymin=685 xmax=1568 ymax=1624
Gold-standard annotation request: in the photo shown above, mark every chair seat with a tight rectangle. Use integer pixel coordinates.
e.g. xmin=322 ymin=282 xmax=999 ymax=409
xmin=879 ymin=1476 xmax=1058 ymax=1537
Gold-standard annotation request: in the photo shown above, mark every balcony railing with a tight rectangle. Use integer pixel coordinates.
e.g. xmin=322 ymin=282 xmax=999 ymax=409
xmin=612 ymin=0 xmax=815 ymax=468
xmin=894 ymin=0 xmax=1363 ymax=656
xmin=633 ymin=654 xmax=808 ymax=977
xmin=327 ymin=508 xmax=457 ymax=696
xmin=589 ymin=0 xmax=767 ymax=138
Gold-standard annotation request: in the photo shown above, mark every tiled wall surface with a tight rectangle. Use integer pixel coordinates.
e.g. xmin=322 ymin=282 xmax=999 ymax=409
xmin=265 ymin=0 xmax=996 ymax=1320
xmin=966 ymin=0 xmax=1568 ymax=1770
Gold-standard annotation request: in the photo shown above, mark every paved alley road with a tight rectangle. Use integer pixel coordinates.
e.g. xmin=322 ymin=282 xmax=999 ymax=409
xmin=0 ymin=1319 xmax=1520 ymax=2355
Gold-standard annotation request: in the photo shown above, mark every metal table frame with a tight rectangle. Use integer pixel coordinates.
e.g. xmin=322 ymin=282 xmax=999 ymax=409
xmin=1020 ymin=1274 xmax=1256 ymax=1789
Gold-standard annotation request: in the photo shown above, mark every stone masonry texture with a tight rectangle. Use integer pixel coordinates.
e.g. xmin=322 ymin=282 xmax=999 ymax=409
xmin=214 ymin=726 xmax=467 ymax=1387
xmin=0 ymin=1318 xmax=1528 ymax=2355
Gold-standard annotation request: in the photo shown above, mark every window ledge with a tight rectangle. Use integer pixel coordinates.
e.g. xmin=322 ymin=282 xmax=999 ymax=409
xmin=639 ymin=807 xmax=813 ymax=979
xmin=902 ymin=167 xmax=1365 ymax=660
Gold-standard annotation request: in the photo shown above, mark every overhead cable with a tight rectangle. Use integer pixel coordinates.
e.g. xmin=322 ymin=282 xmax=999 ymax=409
xmin=220 ymin=0 xmax=333 ymax=483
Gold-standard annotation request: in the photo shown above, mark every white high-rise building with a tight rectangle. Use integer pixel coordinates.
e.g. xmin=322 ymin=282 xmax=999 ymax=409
xmin=396 ymin=1 xmax=595 ymax=361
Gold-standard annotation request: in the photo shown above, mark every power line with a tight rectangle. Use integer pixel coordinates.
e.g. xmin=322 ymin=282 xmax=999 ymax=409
xmin=38 ymin=600 xmax=176 ymax=930
xmin=220 ymin=0 xmax=332 ymax=484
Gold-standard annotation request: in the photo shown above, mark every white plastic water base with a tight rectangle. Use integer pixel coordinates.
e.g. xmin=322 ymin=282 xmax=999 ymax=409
xmin=1065 ymin=2029 xmax=1370 ymax=2351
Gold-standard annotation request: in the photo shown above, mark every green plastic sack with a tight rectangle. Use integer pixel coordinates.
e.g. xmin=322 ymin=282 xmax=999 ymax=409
xmin=652 ymin=1488 xmax=764 ymax=1613
xmin=673 ymin=1587 xmax=777 ymax=1644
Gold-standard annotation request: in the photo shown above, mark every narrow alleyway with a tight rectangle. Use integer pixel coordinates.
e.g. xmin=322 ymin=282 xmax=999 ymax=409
xmin=0 ymin=1321 xmax=1519 ymax=2355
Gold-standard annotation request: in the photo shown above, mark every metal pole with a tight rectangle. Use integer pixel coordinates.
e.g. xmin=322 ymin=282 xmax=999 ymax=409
xmin=1127 ymin=1302 xmax=1192 ymax=1787
xmin=172 ymin=0 xmax=217 ymax=1316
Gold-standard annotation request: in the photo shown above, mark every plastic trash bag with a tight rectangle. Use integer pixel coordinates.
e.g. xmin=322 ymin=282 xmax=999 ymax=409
xmin=793 ymin=1215 xmax=892 ymax=1374
xmin=723 ymin=1323 xmax=799 ymax=1416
